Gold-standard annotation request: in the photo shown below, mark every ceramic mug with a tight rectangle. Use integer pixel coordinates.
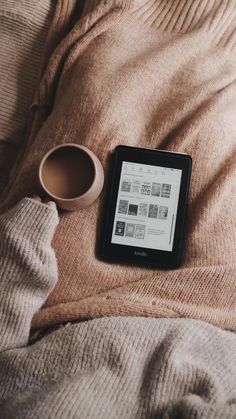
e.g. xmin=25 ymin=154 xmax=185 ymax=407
xmin=39 ymin=143 xmax=104 ymax=211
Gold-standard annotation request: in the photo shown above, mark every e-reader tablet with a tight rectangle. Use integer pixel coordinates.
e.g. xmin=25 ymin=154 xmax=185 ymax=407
xmin=100 ymin=145 xmax=192 ymax=269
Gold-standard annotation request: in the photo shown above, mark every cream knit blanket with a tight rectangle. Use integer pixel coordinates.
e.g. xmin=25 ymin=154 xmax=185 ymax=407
xmin=0 ymin=0 xmax=235 ymax=330
xmin=0 ymin=198 xmax=236 ymax=418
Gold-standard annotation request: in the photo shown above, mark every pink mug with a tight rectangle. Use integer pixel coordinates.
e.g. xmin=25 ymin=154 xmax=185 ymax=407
xmin=39 ymin=143 xmax=104 ymax=211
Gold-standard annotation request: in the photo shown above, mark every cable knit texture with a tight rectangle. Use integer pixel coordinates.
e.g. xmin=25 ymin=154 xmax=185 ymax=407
xmin=0 ymin=201 xmax=236 ymax=418
xmin=0 ymin=0 xmax=236 ymax=330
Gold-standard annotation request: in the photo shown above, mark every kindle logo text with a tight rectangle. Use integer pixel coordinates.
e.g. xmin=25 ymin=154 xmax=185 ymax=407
xmin=134 ymin=250 xmax=148 ymax=257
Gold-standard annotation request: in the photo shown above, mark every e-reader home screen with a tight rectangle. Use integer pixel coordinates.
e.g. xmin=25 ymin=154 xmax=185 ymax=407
xmin=111 ymin=161 xmax=182 ymax=252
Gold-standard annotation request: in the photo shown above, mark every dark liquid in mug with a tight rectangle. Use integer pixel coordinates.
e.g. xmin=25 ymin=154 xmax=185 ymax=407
xmin=41 ymin=147 xmax=95 ymax=199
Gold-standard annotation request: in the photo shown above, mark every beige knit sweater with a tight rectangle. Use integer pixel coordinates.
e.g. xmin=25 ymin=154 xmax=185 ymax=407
xmin=0 ymin=198 xmax=236 ymax=419
xmin=0 ymin=0 xmax=236 ymax=330
xmin=0 ymin=0 xmax=55 ymax=194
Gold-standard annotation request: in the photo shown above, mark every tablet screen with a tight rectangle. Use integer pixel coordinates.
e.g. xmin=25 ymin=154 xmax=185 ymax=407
xmin=111 ymin=161 xmax=182 ymax=252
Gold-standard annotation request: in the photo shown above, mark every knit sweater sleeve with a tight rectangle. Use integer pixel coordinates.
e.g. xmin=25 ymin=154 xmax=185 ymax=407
xmin=0 ymin=198 xmax=59 ymax=351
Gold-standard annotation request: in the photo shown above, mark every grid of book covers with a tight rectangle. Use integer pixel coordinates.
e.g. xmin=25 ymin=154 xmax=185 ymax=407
xmin=111 ymin=162 xmax=182 ymax=252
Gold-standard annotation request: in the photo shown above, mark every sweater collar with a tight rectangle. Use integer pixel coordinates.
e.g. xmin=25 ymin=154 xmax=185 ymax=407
xmin=81 ymin=0 xmax=235 ymax=35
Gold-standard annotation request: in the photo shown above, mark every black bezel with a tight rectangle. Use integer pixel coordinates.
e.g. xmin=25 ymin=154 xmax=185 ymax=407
xmin=100 ymin=145 xmax=192 ymax=269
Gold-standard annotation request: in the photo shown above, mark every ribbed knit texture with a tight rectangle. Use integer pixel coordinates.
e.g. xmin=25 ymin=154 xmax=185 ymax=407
xmin=0 ymin=200 xmax=236 ymax=418
xmin=0 ymin=198 xmax=236 ymax=418
xmin=2 ymin=318 xmax=236 ymax=419
xmin=0 ymin=0 xmax=55 ymax=194
xmin=0 ymin=198 xmax=59 ymax=350
xmin=0 ymin=0 xmax=236 ymax=330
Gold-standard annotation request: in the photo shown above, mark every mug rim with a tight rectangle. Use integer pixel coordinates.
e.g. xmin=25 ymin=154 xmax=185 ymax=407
xmin=39 ymin=143 xmax=98 ymax=202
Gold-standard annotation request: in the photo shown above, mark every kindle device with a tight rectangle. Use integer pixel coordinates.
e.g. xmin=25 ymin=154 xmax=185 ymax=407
xmin=100 ymin=145 xmax=192 ymax=269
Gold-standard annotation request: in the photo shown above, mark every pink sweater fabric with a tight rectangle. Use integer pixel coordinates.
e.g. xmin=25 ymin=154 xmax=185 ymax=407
xmin=1 ymin=0 xmax=235 ymax=330
xmin=0 ymin=0 xmax=55 ymax=194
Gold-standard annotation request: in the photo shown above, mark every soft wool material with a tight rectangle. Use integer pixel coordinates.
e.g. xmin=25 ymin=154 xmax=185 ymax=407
xmin=0 ymin=0 xmax=55 ymax=194
xmin=1 ymin=0 xmax=236 ymax=330
xmin=0 ymin=198 xmax=236 ymax=419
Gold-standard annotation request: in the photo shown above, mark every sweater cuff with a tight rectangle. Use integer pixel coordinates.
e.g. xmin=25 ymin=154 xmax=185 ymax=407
xmin=0 ymin=198 xmax=59 ymax=244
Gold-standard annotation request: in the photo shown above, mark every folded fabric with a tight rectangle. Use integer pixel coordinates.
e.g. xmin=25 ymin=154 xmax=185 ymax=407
xmin=1 ymin=198 xmax=235 ymax=418
xmin=0 ymin=0 xmax=235 ymax=330
xmin=2 ymin=316 xmax=236 ymax=419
